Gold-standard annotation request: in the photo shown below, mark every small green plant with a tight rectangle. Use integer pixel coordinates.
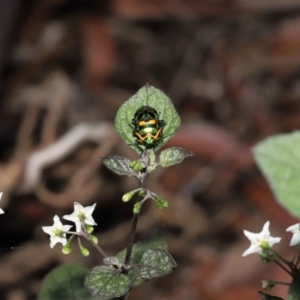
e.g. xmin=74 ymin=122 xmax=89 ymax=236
xmin=242 ymin=131 xmax=300 ymax=300
xmin=39 ymin=84 xmax=193 ymax=299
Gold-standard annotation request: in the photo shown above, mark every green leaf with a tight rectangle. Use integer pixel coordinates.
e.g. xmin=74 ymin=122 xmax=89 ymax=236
xmin=114 ymin=84 xmax=181 ymax=153
xmin=38 ymin=263 xmax=107 ymax=300
xmin=253 ymin=131 xmax=300 ymax=218
xmin=138 ymin=248 xmax=177 ymax=280
xmin=84 ymin=266 xmax=131 ymax=298
xmin=258 ymin=292 xmax=284 ymax=300
xmin=101 ymin=156 xmax=136 ymax=177
xmin=116 ymin=233 xmax=168 ymax=287
xmin=117 ymin=232 xmax=168 ymax=265
xmin=159 ymin=147 xmax=194 ymax=167
xmin=103 ymin=256 xmax=121 ymax=266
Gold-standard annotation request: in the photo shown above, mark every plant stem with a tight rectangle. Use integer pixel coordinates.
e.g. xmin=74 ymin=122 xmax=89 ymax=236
xmin=118 ymin=153 xmax=149 ymax=300
xmin=124 ymin=183 xmax=142 ymax=266
xmin=118 ymin=181 xmax=144 ymax=300
xmin=273 ymin=259 xmax=292 ymax=276
xmin=66 ymin=230 xmax=108 ymax=258
xmin=124 ymin=212 xmax=139 ymax=265
xmin=88 ymin=236 xmax=108 ymax=258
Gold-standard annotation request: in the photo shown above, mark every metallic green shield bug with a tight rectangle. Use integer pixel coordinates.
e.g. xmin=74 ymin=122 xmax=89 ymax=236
xmin=114 ymin=84 xmax=181 ymax=154
xmin=132 ymin=106 xmax=166 ymax=152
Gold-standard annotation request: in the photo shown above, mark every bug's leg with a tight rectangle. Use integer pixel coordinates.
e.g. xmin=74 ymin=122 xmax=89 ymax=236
xmin=129 ymin=119 xmax=136 ymax=131
xmin=153 ymin=129 xmax=166 ymax=151
xmin=158 ymin=120 xmax=166 ymax=128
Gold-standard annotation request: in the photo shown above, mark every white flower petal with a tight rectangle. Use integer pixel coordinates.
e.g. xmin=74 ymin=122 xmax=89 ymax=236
xmin=290 ymin=234 xmax=300 ymax=246
xmin=63 ymin=202 xmax=97 ymax=232
xmin=286 ymin=224 xmax=300 ymax=232
xmin=242 ymin=221 xmax=281 ymax=257
xmin=262 ymin=221 xmax=270 ymax=234
xmin=268 ymin=236 xmax=281 ymax=247
xmin=50 ymin=236 xmax=68 ymax=248
xmin=42 ymin=215 xmax=72 ymax=248
xmin=42 ymin=225 xmax=54 ymax=236
xmin=286 ymin=223 xmax=300 ymax=246
xmin=243 ymin=230 xmax=259 ymax=242
xmin=242 ymin=244 xmax=262 ymax=257
xmin=63 ymin=214 xmax=82 ymax=232
xmin=84 ymin=204 xmax=97 ymax=226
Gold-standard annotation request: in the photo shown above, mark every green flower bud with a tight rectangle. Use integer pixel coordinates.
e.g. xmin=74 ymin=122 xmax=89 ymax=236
xmin=129 ymin=160 xmax=145 ymax=171
xmin=62 ymin=244 xmax=72 ymax=255
xmin=122 ymin=191 xmax=135 ymax=202
xmin=89 ymin=234 xmax=98 ymax=244
xmin=129 ymin=160 xmax=137 ymax=168
xmin=133 ymin=202 xmax=142 ymax=214
xmin=85 ymin=225 xmax=94 ymax=234
xmin=80 ymin=246 xmax=90 ymax=257
xmin=139 ymin=189 xmax=146 ymax=197
xmin=78 ymin=237 xmax=89 ymax=256
xmin=155 ymin=196 xmax=168 ymax=210
xmin=262 ymin=280 xmax=275 ymax=290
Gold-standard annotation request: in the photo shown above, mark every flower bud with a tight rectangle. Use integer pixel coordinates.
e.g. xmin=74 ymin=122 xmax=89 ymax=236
xmin=85 ymin=225 xmax=94 ymax=234
xmin=122 ymin=191 xmax=135 ymax=202
xmin=78 ymin=238 xmax=89 ymax=256
xmin=89 ymin=234 xmax=98 ymax=244
xmin=262 ymin=279 xmax=275 ymax=290
xmin=62 ymin=244 xmax=71 ymax=255
xmin=133 ymin=202 xmax=142 ymax=214
xmin=139 ymin=189 xmax=146 ymax=197
xmin=155 ymin=196 xmax=168 ymax=210
xmin=129 ymin=160 xmax=145 ymax=171
xmin=80 ymin=246 xmax=90 ymax=257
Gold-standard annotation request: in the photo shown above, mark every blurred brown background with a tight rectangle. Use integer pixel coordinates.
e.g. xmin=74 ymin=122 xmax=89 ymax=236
xmin=0 ymin=0 xmax=300 ymax=299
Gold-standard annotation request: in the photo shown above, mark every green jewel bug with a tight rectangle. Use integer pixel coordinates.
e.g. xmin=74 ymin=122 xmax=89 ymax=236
xmin=131 ymin=106 xmax=166 ymax=153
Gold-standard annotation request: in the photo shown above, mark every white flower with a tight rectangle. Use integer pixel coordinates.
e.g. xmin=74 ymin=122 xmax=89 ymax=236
xmin=42 ymin=215 xmax=72 ymax=248
xmin=286 ymin=223 xmax=300 ymax=246
xmin=242 ymin=221 xmax=281 ymax=257
xmin=0 ymin=192 xmax=4 ymax=214
xmin=63 ymin=202 xmax=97 ymax=232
